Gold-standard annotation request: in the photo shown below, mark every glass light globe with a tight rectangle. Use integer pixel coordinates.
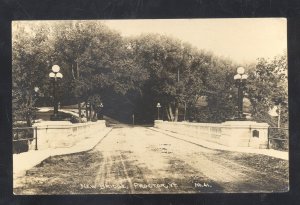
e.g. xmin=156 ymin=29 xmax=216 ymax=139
xmin=237 ymin=67 xmax=245 ymax=74
xmin=52 ymin=65 xmax=60 ymax=73
xmin=49 ymin=72 xmax=55 ymax=78
xmin=242 ymin=74 xmax=248 ymax=79
xmin=157 ymin=102 xmax=161 ymax=108
xmin=56 ymin=72 xmax=63 ymax=78
xmin=234 ymin=74 xmax=242 ymax=80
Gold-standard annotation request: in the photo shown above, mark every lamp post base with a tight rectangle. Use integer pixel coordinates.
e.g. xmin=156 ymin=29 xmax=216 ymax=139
xmin=50 ymin=114 xmax=64 ymax=121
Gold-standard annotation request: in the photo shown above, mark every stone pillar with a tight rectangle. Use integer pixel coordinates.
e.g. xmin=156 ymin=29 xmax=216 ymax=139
xmin=220 ymin=121 xmax=269 ymax=148
xmin=154 ymin=120 xmax=163 ymax=128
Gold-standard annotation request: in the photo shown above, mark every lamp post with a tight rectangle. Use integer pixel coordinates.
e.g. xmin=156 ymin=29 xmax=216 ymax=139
xmin=32 ymin=87 xmax=39 ymax=124
xmin=33 ymin=86 xmax=40 ymax=106
xmin=156 ymin=102 xmax=161 ymax=120
xmin=234 ymin=67 xmax=248 ymax=120
xmin=99 ymin=103 xmax=104 ymax=120
xmin=86 ymin=102 xmax=91 ymax=121
xmin=132 ymin=114 xmax=135 ymax=125
xmin=49 ymin=65 xmax=63 ymax=120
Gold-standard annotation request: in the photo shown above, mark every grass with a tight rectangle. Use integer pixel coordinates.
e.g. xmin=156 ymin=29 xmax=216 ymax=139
xmin=211 ymin=150 xmax=289 ymax=179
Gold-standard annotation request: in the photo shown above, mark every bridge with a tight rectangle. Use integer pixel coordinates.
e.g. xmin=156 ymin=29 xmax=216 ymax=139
xmin=13 ymin=117 xmax=288 ymax=194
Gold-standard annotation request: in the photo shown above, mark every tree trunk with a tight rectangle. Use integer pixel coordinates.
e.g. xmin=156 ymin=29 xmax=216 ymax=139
xmin=174 ymin=103 xmax=179 ymax=122
xmin=76 ymin=60 xmax=80 ymax=78
xmin=26 ymin=93 xmax=33 ymax=127
xmin=168 ymin=104 xmax=174 ymax=121
xmin=165 ymin=108 xmax=171 ymax=121
xmin=76 ymin=60 xmax=82 ymax=121
xmin=90 ymin=104 xmax=93 ymax=121
xmin=71 ymin=64 xmax=75 ymax=79
xmin=85 ymin=101 xmax=89 ymax=121
xmin=78 ymin=102 xmax=82 ymax=119
xmin=277 ymin=103 xmax=281 ymax=128
xmin=93 ymin=109 xmax=97 ymax=120
xmin=26 ymin=112 xmax=32 ymax=127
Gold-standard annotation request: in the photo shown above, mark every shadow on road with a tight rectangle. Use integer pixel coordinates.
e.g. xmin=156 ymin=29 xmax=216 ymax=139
xmin=104 ymin=116 xmax=153 ymax=128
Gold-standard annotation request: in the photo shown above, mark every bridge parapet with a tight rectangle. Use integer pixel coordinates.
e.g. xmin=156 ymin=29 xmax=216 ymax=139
xmin=154 ymin=120 xmax=269 ymax=149
xmin=33 ymin=120 xmax=107 ymax=150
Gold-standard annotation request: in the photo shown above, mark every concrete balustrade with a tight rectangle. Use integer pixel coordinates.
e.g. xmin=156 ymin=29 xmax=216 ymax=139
xmin=154 ymin=120 xmax=269 ymax=149
xmin=32 ymin=120 xmax=107 ymax=150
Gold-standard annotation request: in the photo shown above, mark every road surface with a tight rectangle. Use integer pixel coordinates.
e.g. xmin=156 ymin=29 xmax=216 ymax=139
xmin=14 ymin=126 xmax=288 ymax=194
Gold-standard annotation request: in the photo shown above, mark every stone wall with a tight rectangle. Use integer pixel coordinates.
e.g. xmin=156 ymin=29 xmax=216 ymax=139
xmin=154 ymin=120 xmax=269 ymax=149
xmin=32 ymin=120 xmax=107 ymax=150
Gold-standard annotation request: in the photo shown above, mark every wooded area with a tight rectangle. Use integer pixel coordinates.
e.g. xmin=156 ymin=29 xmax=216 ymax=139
xmin=12 ymin=21 xmax=288 ymax=126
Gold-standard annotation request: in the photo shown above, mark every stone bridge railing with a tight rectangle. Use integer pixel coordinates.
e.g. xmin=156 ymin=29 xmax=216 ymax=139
xmin=31 ymin=120 xmax=107 ymax=150
xmin=154 ymin=120 xmax=269 ymax=149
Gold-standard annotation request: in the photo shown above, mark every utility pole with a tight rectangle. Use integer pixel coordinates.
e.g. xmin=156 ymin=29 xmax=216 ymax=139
xmin=184 ymin=101 xmax=186 ymax=121
xmin=277 ymin=103 xmax=281 ymax=128
xmin=76 ymin=60 xmax=82 ymax=119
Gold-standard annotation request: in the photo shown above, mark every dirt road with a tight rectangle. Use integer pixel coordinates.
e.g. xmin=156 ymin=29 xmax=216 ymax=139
xmin=14 ymin=126 xmax=288 ymax=194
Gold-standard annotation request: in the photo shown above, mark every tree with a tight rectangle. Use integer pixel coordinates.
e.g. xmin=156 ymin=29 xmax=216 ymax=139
xmin=12 ymin=21 xmax=150 ymax=124
xmin=51 ymin=21 xmax=148 ymax=121
xmin=246 ymin=54 xmax=288 ymax=127
xmin=132 ymin=34 xmax=213 ymax=122
xmin=51 ymin=21 xmax=103 ymax=118
xmin=14 ymin=21 xmax=286 ymax=126
xmin=187 ymin=56 xmax=237 ymax=122
xmin=12 ymin=22 xmax=53 ymax=126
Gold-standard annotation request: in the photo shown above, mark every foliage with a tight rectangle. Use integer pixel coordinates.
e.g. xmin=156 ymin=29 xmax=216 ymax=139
xmin=12 ymin=21 xmax=148 ymax=125
xmin=131 ymin=34 xmax=237 ymax=121
xmin=12 ymin=23 xmax=53 ymax=126
xmin=198 ymin=57 xmax=237 ymax=122
xmin=52 ymin=21 xmax=147 ymax=118
xmin=12 ymin=21 xmax=288 ymax=125
xmin=246 ymin=54 xmax=288 ymax=127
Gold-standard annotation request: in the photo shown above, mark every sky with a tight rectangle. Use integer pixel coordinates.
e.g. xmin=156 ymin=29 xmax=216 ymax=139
xmin=102 ymin=18 xmax=287 ymax=65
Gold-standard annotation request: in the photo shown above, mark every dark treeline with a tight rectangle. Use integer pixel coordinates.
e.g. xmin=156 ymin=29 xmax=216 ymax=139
xmin=12 ymin=21 xmax=287 ymax=126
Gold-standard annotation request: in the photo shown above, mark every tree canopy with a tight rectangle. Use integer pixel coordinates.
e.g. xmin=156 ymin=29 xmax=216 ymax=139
xmin=246 ymin=54 xmax=288 ymax=127
xmin=12 ymin=23 xmax=53 ymax=126
xmin=12 ymin=21 xmax=288 ymax=126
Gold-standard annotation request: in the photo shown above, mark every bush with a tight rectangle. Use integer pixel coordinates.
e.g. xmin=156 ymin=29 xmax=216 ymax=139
xmin=13 ymin=128 xmax=34 ymax=154
xmin=70 ymin=115 xmax=81 ymax=123
xmin=13 ymin=141 xmax=29 ymax=154
xmin=268 ymin=128 xmax=288 ymax=151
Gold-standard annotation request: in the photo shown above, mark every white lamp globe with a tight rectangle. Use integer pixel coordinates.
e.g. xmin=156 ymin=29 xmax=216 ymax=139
xmin=52 ymin=65 xmax=60 ymax=73
xmin=234 ymin=74 xmax=241 ymax=80
xmin=237 ymin=67 xmax=245 ymax=74
xmin=49 ymin=72 xmax=55 ymax=78
xmin=56 ymin=72 xmax=63 ymax=78
xmin=242 ymin=74 xmax=248 ymax=79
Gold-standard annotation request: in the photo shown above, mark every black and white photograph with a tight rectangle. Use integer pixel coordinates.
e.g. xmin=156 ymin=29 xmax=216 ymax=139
xmin=12 ymin=18 xmax=288 ymax=194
